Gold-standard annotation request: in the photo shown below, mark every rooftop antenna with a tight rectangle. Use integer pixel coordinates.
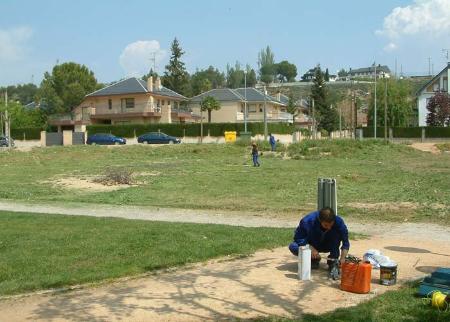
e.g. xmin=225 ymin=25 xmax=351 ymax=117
xmin=149 ymin=52 xmax=157 ymax=73
xmin=442 ymin=49 xmax=449 ymax=63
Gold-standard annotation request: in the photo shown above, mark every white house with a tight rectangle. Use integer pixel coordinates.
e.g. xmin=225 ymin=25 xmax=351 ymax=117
xmin=416 ymin=63 xmax=450 ymax=126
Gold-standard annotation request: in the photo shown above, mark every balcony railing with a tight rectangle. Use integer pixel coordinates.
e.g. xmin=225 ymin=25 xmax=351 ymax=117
xmin=236 ymin=111 xmax=294 ymax=123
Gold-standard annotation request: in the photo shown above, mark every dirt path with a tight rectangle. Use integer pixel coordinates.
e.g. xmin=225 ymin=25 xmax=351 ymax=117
xmin=410 ymin=142 xmax=441 ymax=154
xmin=1 ymin=200 xmax=450 ymax=242
xmin=0 ymin=234 xmax=449 ymax=322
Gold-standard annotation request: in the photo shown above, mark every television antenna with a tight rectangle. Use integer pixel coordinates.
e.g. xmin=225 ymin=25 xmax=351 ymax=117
xmin=443 ymin=49 xmax=449 ymax=63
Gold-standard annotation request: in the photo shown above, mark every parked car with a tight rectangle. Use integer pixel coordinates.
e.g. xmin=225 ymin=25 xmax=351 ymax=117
xmin=0 ymin=136 xmax=14 ymax=147
xmin=137 ymin=132 xmax=181 ymax=144
xmin=86 ymin=133 xmax=126 ymax=145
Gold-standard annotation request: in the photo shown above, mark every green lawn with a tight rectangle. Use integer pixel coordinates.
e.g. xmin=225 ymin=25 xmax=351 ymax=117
xmin=0 ymin=139 xmax=449 ymax=224
xmin=257 ymin=282 xmax=450 ymax=322
xmin=0 ymin=211 xmax=294 ymax=296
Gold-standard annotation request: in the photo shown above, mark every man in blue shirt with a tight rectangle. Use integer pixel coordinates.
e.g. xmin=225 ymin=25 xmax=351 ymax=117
xmin=289 ymin=207 xmax=350 ymax=270
xmin=269 ymin=133 xmax=276 ymax=151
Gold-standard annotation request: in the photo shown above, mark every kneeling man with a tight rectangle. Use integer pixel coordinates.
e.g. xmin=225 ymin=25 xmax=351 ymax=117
xmin=289 ymin=207 xmax=349 ymax=271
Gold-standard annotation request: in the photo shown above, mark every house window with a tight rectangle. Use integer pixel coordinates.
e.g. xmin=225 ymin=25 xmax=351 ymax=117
xmin=108 ymin=99 xmax=112 ymax=110
xmin=259 ymin=104 xmax=263 ymax=112
xmin=121 ymin=98 xmax=135 ymax=109
xmin=157 ymin=99 xmax=161 ymax=107
xmin=162 ymin=100 xmax=165 ymax=106
xmin=433 ymin=83 xmax=439 ymax=92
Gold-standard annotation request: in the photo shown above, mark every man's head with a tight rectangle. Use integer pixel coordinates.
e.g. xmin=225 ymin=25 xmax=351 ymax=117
xmin=318 ymin=207 xmax=336 ymax=230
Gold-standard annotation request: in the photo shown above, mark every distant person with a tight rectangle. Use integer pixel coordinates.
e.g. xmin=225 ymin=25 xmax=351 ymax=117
xmin=269 ymin=133 xmax=276 ymax=151
xmin=289 ymin=207 xmax=350 ymax=272
xmin=251 ymin=142 xmax=260 ymax=167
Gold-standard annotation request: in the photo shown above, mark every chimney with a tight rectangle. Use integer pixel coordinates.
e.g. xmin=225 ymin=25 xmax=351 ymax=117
xmin=147 ymin=76 xmax=153 ymax=92
xmin=156 ymin=77 xmax=161 ymax=90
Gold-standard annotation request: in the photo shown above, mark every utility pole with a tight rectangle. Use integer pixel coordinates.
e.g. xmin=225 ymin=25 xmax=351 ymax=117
xmin=338 ymin=104 xmax=342 ymax=137
xmin=149 ymin=52 xmax=157 ymax=73
xmin=200 ymin=108 xmax=203 ymax=143
xmin=428 ymin=57 xmax=432 ymax=76
xmin=244 ymin=70 xmax=247 ymax=133
xmin=374 ymin=63 xmax=377 ymax=138
xmin=263 ymin=86 xmax=268 ymax=140
xmin=312 ymin=98 xmax=316 ymax=139
xmin=384 ymin=77 xmax=388 ymax=142
xmin=4 ymin=90 xmax=11 ymax=149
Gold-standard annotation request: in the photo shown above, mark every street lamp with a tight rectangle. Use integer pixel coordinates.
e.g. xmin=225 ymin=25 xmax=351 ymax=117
xmin=263 ymin=86 xmax=267 ymax=140
xmin=374 ymin=63 xmax=377 ymax=138
xmin=244 ymin=70 xmax=247 ymax=133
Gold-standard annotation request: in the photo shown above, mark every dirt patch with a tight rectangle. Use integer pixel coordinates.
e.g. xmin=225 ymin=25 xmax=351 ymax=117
xmin=0 ymin=236 xmax=449 ymax=321
xmin=50 ymin=177 xmax=132 ymax=192
xmin=347 ymin=201 xmax=420 ymax=211
xmin=410 ymin=143 xmax=440 ymax=154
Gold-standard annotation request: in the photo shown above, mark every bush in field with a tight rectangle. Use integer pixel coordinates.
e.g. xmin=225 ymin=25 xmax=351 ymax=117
xmin=94 ymin=168 xmax=133 ymax=185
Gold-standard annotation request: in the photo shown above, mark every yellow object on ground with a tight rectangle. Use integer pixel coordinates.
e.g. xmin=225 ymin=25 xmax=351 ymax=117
xmin=424 ymin=291 xmax=449 ymax=311
xmin=224 ymin=131 xmax=237 ymax=143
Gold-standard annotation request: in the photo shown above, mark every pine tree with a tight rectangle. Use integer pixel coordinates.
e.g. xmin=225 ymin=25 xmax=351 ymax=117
xmin=162 ymin=38 xmax=190 ymax=96
xmin=310 ymin=65 xmax=338 ymax=132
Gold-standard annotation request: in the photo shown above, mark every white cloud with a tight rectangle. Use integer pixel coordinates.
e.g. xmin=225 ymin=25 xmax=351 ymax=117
xmin=0 ymin=26 xmax=33 ymax=61
xmin=377 ymin=0 xmax=450 ymax=51
xmin=119 ymin=40 xmax=166 ymax=77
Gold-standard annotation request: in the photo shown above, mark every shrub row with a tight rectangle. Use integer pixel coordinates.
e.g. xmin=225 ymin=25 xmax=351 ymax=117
xmin=360 ymin=127 xmax=450 ymax=138
xmin=86 ymin=122 xmax=297 ymax=138
xmin=10 ymin=127 xmax=42 ymax=140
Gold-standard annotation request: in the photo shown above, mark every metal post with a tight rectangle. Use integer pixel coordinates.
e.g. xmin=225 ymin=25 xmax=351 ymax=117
xmin=5 ymin=91 xmax=11 ymax=149
xmin=244 ymin=71 xmax=247 ymax=133
xmin=384 ymin=77 xmax=388 ymax=142
xmin=312 ymin=98 xmax=316 ymax=139
xmin=200 ymin=108 xmax=203 ymax=143
xmin=263 ymin=86 xmax=267 ymax=140
xmin=339 ymin=105 xmax=342 ymax=137
xmin=374 ymin=64 xmax=377 ymax=138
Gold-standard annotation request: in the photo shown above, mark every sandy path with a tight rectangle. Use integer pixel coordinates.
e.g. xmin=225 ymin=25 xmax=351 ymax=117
xmin=410 ymin=142 xmax=441 ymax=154
xmin=0 ymin=235 xmax=449 ymax=322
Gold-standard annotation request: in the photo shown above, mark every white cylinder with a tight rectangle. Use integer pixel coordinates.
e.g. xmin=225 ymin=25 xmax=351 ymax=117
xmin=298 ymin=245 xmax=311 ymax=280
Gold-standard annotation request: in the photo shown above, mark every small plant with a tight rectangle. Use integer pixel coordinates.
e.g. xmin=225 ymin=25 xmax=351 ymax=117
xmin=94 ymin=168 xmax=134 ymax=185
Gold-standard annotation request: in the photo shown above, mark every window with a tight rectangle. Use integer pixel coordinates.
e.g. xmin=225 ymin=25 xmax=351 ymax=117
xmin=157 ymin=99 xmax=161 ymax=107
xmin=108 ymin=99 xmax=112 ymax=110
xmin=121 ymin=98 xmax=135 ymax=109
xmin=162 ymin=100 xmax=165 ymax=106
xmin=259 ymin=104 xmax=263 ymax=112
xmin=249 ymin=105 xmax=257 ymax=113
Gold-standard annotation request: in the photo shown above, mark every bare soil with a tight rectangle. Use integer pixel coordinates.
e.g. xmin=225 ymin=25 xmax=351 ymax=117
xmin=410 ymin=143 xmax=441 ymax=154
xmin=0 ymin=233 xmax=448 ymax=322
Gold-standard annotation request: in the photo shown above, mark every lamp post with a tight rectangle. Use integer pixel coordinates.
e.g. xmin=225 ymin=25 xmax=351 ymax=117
xmin=263 ymin=86 xmax=267 ymax=140
xmin=384 ymin=75 xmax=388 ymax=142
xmin=374 ymin=63 xmax=377 ymax=138
xmin=244 ymin=70 xmax=247 ymax=133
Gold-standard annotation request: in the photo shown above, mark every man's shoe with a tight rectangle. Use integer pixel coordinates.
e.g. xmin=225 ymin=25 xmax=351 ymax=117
xmin=311 ymin=259 xmax=320 ymax=269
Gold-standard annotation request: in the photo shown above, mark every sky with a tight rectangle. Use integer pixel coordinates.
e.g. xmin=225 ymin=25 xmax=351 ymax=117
xmin=1 ymin=0 xmax=450 ymax=86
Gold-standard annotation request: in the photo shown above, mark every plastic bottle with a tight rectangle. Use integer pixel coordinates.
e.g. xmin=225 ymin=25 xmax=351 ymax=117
xmin=298 ymin=245 xmax=311 ymax=280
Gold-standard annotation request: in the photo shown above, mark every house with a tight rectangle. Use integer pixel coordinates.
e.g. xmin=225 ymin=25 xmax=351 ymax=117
xmin=188 ymin=88 xmax=293 ymax=123
xmin=49 ymin=77 xmax=197 ymax=132
xmin=348 ymin=65 xmax=391 ymax=79
xmin=416 ymin=63 xmax=450 ymax=126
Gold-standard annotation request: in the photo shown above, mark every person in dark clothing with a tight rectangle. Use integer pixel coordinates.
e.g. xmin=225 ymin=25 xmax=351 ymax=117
xmin=251 ymin=143 xmax=260 ymax=167
xmin=269 ymin=133 xmax=276 ymax=151
xmin=288 ymin=207 xmax=350 ymax=270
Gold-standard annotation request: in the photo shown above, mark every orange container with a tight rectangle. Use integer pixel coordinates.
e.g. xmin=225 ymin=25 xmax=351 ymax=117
xmin=340 ymin=261 xmax=372 ymax=294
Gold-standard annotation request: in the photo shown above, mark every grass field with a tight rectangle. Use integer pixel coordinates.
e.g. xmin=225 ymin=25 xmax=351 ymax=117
xmin=0 ymin=139 xmax=449 ymax=224
xmin=258 ymin=282 xmax=450 ymax=322
xmin=0 ymin=211 xmax=295 ymax=296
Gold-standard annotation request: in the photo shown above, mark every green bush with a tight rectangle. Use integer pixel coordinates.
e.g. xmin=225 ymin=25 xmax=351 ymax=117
xmin=426 ymin=127 xmax=450 ymax=138
xmin=10 ymin=127 xmax=42 ymax=140
xmin=360 ymin=127 xmax=450 ymax=138
xmin=87 ymin=122 xmax=296 ymax=138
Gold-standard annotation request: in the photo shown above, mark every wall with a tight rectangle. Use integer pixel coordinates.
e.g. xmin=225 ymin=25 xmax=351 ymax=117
xmin=190 ymin=102 xmax=238 ymax=123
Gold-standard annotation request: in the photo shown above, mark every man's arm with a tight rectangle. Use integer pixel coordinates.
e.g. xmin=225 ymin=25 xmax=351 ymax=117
xmin=293 ymin=220 xmax=308 ymax=246
xmin=339 ymin=220 xmax=350 ymax=264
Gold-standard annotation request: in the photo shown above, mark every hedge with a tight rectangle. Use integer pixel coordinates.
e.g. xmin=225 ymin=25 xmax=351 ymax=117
xmin=10 ymin=127 xmax=42 ymax=140
xmin=86 ymin=122 xmax=297 ymax=138
xmin=360 ymin=127 xmax=450 ymax=138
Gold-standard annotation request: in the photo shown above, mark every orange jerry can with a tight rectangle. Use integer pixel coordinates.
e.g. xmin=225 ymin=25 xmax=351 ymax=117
xmin=340 ymin=261 xmax=372 ymax=294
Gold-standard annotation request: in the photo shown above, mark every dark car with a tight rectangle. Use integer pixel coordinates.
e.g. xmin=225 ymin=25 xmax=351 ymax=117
xmin=0 ymin=136 xmax=14 ymax=147
xmin=86 ymin=133 xmax=126 ymax=145
xmin=137 ymin=132 xmax=181 ymax=144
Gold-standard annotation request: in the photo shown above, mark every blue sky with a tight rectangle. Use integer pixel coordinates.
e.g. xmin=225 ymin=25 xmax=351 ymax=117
xmin=1 ymin=0 xmax=449 ymax=86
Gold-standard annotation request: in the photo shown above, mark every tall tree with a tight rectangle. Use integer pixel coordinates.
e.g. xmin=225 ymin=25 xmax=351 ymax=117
xmin=245 ymin=65 xmax=257 ymax=87
xmin=200 ymin=96 xmax=221 ymax=123
xmin=324 ymin=68 xmax=330 ymax=82
xmin=310 ymin=65 xmax=338 ymax=132
xmin=286 ymin=94 xmax=299 ymax=123
xmin=36 ymin=62 xmax=98 ymax=114
xmin=368 ymin=79 xmax=414 ymax=127
xmin=258 ymin=46 xmax=276 ymax=84
xmin=426 ymin=92 xmax=450 ymax=126
xmin=276 ymin=61 xmax=297 ymax=82
xmin=190 ymin=66 xmax=225 ymax=95
xmin=142 ymin=69 xmax=159 ymax=82
xmin=162 ymin=38 xmax=190 ymax=96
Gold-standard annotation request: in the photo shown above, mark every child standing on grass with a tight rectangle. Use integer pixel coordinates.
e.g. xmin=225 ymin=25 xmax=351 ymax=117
xmin=251 ymin=143 xmax=260 ymax=167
